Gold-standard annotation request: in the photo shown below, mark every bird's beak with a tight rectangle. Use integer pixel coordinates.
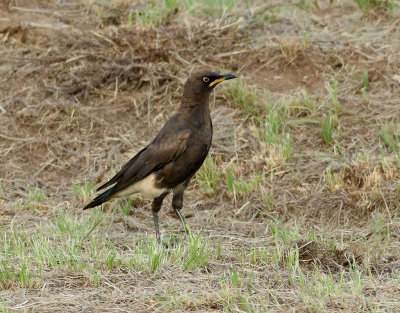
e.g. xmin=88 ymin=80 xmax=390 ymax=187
xmin=209 ymin=74 xmax=237 ymax=87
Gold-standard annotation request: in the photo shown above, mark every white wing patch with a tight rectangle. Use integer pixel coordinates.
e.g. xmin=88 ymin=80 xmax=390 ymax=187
xmin=111 ymin=174 xmax=167 ymax=199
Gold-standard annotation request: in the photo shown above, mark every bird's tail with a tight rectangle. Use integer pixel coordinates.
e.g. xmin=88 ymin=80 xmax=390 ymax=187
xmin=83 ymin=187 xmax=114 ymax=210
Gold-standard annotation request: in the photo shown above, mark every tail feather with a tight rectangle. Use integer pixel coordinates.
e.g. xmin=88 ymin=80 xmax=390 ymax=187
xmin=96 ymin=180 xmax=115 ymax=192
xmin=83 ymin=187 xmax=114 ymax=210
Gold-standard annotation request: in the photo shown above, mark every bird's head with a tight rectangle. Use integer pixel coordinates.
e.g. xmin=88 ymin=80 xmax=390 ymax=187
xmin=183 ymin=70 xmax=236 ymax=97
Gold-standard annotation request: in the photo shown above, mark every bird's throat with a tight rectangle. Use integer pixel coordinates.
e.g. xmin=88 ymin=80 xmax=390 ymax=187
xmin=180 ymin=87 xmax=210 ymax=109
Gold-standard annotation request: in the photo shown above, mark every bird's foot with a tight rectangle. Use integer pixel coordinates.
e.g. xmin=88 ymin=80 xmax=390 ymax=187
xmin=160 ymin=232 xmax=187 ymax=248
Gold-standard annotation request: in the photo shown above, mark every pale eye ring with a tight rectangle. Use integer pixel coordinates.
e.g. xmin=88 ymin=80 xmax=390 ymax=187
xmin=203 ymin=77 xmax=209 ymax=83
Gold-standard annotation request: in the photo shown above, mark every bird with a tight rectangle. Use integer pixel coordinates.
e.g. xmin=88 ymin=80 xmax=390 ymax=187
xmin=83 ymin=70 xmax=236 ymax=242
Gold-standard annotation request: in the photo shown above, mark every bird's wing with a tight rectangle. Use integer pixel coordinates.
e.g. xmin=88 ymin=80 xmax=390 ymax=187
xmin=97 ymin=116 xmax=190 ymax=193
xmin=96 ymin=147 xmax=147 ymax=191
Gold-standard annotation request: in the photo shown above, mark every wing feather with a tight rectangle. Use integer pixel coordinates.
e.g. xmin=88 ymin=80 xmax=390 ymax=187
xmin=97 ymin=114 xmax=190 ymax=196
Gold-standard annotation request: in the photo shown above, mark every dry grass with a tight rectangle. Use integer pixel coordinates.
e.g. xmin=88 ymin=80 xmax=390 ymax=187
xmin=1 ymin=0 xmax=400 ymax=312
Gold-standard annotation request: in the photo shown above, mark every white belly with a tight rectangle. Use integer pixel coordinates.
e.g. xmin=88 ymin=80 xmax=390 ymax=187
xmin=111 ymin=174 xmax=167 ymax=199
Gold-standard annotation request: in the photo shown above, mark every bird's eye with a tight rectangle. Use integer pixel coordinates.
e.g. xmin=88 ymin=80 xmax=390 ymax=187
xmin=203 ymin=77 xmax=209 ymax=83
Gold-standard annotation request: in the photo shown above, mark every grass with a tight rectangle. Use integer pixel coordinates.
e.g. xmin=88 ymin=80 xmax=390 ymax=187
xmin=226 ymin=79 xmax=293 ymax=165
xmin=318 ymin=116 xmax=334 ymax=146
xmin=120 ymin=198 xmax=132 ymax=215
xmin=184 ymin=0 xmax=236 ymax=15
xmin=0 ymin=208 xmax=212 ymax=289
xmin=1 ymin=208 xmax=399 ymax=311
xmin=226 ymin=165 xmax=260 ymax=200
xmin=317 ymin=79 xmax=342 ymax=147
xmin=195 ymin=156 xmax=221 ymax=194
xmin=2 ymin=0 xmax=400 ymax=311
xmin=27 ymin=187 xmax=45 ymax=204
xmin=325 ymin=166 xmax=342 ymax=192
xmin=151 ymin=222 xmax=399 ymax=312
xmin=286 ymin=90 xmax=318 ymax=117
xmin=226 ymin=84 xmax=311 ymax=167
xmin=380 ymin=123 xmax=400 ymax=154
xmin=128 ymin=0 xmax=256 ymax=26
xmin=251 ymin=104 xmax=292 ymax=165
xmin=135 ymin=4 xmax=164 ymax=26
xmin=225 ymin=78 xmax=259 ymax=117
xmin=325 ymin=79 xmax=340 ymax=119
xmin=73 ymin=181 xmax=95 ymax=204
xmin=354 ymin=0 xmax=398 ymax=13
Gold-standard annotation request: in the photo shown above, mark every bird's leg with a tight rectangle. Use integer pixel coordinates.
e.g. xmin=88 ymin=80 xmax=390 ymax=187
xmin=172 ymin=177 xmax=193 ymax=235
xmin=151 ymin=192 xmax=168 ymax=243
xmin=172 ymin=189 xmax=190 ymax=235
xmin=152 ymin=210 xmax=160 ymax=243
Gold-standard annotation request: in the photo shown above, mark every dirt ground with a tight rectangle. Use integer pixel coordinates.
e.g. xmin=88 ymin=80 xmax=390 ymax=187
xmin=1 ymin=0 xmax=400 ymax=312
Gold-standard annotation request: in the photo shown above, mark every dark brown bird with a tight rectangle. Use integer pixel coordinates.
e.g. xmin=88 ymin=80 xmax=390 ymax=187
xmin=83 ymin=70 xmax=236 ymax=242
